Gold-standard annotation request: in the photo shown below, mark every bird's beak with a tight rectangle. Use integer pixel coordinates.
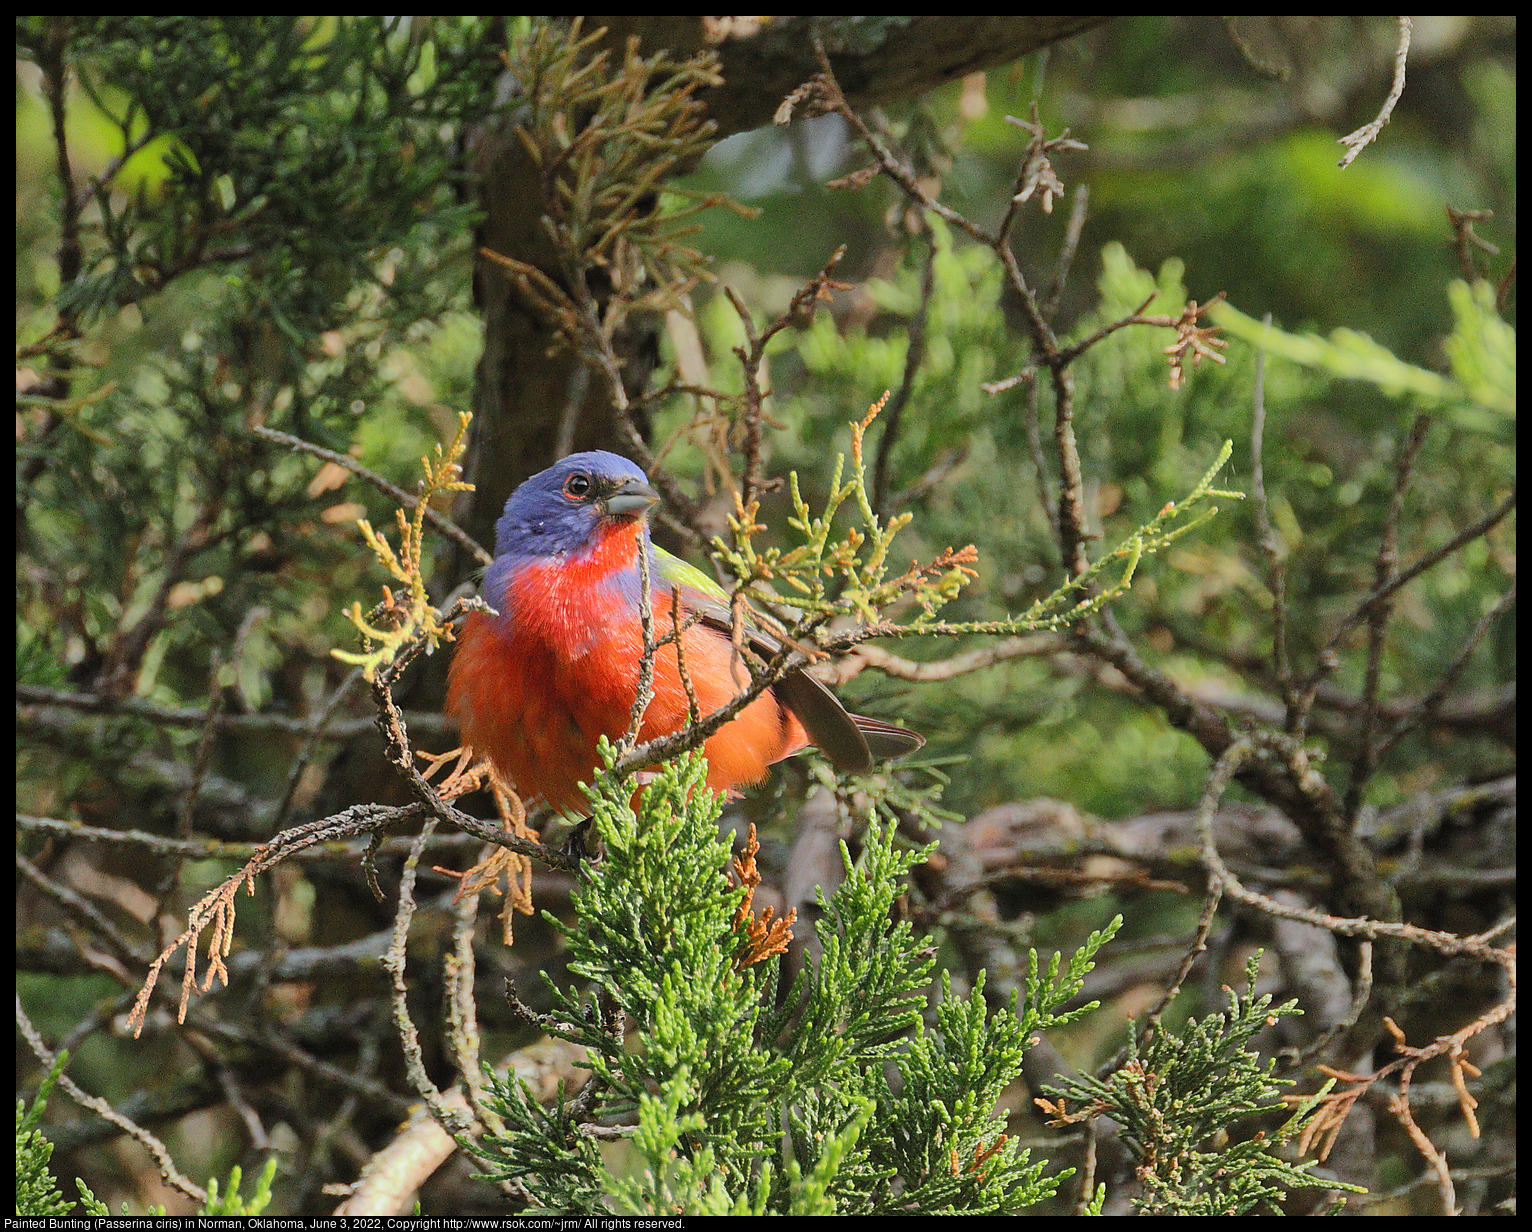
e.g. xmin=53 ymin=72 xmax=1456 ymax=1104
xmin=602 ymin=476 xmax=660 ymax=520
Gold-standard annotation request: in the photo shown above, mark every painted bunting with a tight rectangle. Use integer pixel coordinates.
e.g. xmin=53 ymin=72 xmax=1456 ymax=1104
xmin=446 ymin=451 xmax=923 ymax=815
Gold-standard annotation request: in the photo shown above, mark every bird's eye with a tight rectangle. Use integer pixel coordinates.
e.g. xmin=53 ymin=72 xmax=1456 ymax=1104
xmin=563 ymin=473 xmax=592 ymax=499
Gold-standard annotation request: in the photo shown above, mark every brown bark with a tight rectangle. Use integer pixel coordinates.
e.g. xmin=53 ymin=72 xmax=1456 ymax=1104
xmin=458 ymin=16 xmax=1113 ymax=558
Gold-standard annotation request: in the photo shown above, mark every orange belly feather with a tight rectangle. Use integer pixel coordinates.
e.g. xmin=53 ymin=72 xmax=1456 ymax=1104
xmin=446 ymin=567 xmax=806 ymax=815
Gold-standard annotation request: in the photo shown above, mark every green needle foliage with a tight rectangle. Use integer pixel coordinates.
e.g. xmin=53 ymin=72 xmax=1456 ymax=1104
xmin=16 ymin=1055 xmax=75 ymax=1218
xmin=472 ymin=746 xmax=1119 ymax=1215
xmin=29 ymin=16 xmax=496 ymax=330
xmin=1045 ymin=956 xmax=1361 ymax=1216
xmin=17 ymin=1052 xmax=278 ymax=1217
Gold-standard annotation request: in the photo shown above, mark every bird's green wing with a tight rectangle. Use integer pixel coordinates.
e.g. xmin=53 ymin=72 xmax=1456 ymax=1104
xmin=651 ymin=545 xmax=922 ymax=772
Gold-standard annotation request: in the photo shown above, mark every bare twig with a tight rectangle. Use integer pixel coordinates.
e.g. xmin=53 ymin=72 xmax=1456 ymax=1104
xmin=1054 ymin=293 xmax=1161 ymax=367
xmin=1446 ymin=206 xmax=1500 ymax=282
xmin=1001 ymin=104 xmax=1088 ymax=228
xmin=873 ymin=229 xmax=937 ymax=519
xmin=446 ymin=879 xmax=491 ymax=1129
xmin=332 ymin=1088 xmax=496 ymax=1215
xmin=1294 ymin=488 xmax=1517 ymax=728
xmin=724 ymin=246 xmax=850 ymax=516
xmin=1374 ymin=581 xmax=1517 ymax=762
xmin=622 ymin=529 xmax=659 ymax=751
xmin=1337 ymin=17 xmax=1412 ymax=169
xmin=99 ymin=497 xmax=224 ymax=700
xmin=1342 ymin=413 xmax=1432 ymax=820
xmin=17 ymin=680 xmax=443 ymax=739
xmin=1248 ymin=312 xmax=1299 ymax=725
xmin=37 ymin=22 xmax=83 ymax=343
xmin=254 ymin=424 xmax=492 ymax=568
xmin=270 ymin=666 xmax=367 ymax=831
xmin=1043 ymin=184 xmax=1091 ymax=316
xmin=1197 ymin=735 xmax=1512 ymax=964
xmin=841 ymin=635 xmax=1065 ymax=683
xmin=1220 ymin=17 xmax=1292 ymax=81
xmin=1290 ymin=939 xmax=1374 ymax=1071
xmin=807 ymin=35 xmax=993 ymax=248
xmin=17 ymin=851 xmax=151 ymax=969
xmin=382 ymin=818 xmax=476 ymax=1141
xmin=15 ymin=810 xmax=480 ymax=864
xmin=18 ymin=997 xmax=209 ymax=1204
xmin=124 ymin=801 xmax=436 ymax=1036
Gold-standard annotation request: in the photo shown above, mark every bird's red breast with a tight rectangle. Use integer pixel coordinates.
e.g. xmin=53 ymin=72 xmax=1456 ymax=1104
xmin=446 ymin=517 xmax=806 ymax=815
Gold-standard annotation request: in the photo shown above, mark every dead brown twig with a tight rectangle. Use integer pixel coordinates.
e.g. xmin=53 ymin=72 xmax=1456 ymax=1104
xmin=1298 ymin=988 xmax=1515 ymax=1216
xmin=731 ymin=824 xmax=797 ymax=969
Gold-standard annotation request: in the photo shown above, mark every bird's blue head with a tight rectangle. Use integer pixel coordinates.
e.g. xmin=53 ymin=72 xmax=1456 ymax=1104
xmin=491 ymin=450 xmax=658 ymax=565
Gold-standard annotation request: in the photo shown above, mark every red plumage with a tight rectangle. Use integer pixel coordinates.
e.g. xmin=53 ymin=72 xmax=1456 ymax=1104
xmin=447 ymin=514 xmax=806 ymax=816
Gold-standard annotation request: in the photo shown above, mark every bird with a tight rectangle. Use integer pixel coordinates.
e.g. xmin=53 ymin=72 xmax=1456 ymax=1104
xmin=446 ymin=450 xmax=923 ymax=815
